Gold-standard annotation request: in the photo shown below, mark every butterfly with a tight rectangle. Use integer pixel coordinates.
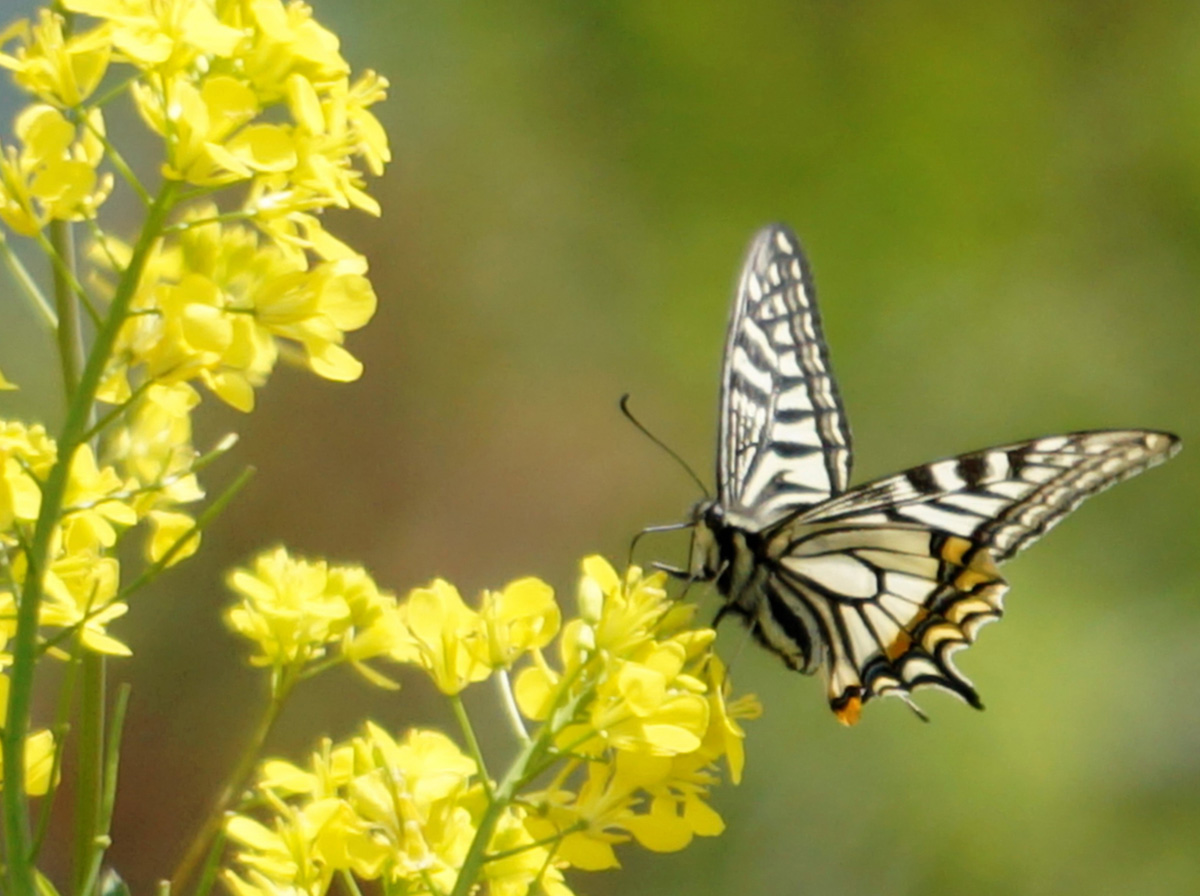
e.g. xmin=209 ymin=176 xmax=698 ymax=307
xmin=686 ymin=223 xmax=1181 ymax=724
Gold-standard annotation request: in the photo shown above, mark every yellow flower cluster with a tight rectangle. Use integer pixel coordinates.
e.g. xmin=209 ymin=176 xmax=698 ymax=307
xmin=515 ymin=557 xmax=760 ymax=868
xmin=0 ymin=102 xmax=111 ymax=235
xmin=224 ymin=725 xmax=572 ymax=896
xmin=1 ymin=0 xmax=385 ymax=404
xmin=0 ymin=421 xmax=140 ymax=660
xmin=225 ymin=546 xmax=402 ymax=689
xmin=0 ymin=419 xmax=166 ymax=794
xmin=0 ymin=0 xmax=386 ymax=681
xmin=0 ymin=0 xmax=392 ymax=884
xmin=99 ymin=205 xmax=377 ymax=411
xmin=223 ymin=556 xmax=760 ymax=896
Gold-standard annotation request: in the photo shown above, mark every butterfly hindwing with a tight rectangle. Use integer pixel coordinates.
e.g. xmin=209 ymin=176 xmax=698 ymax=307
xmin=717 ymin=224 xmax=852 ymax=529
xmin=763 ymin=430 xmax=1180 ymax=720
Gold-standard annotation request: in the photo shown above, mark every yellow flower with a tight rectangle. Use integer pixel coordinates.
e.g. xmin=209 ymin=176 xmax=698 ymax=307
xmin=145 ymin=509 xmax=199 ymax=565
xmin=0 ymin=368 xmax=15 ymax=390
xmin=223 ymin=803 xmax=333 ymax=896
xmin=225 ymin=547 xmax=404 ymax=684
xmin=227 ymin=0 xmax=350 ymax=102
xmin=273 ymin=72 xmax=382 ymax=216
xmin=63 ymin=0 xmax=242 ymax=71
xmin=257 ymin=739 xmax=356 ymax=799
xmin=104 ymin=210 xmax=376 ymax=409
xmin=506 ymin=557 xmax=760 ymax=876
xmin=620 ymin=751 xmax=726 ymax=853
xmin=61 ymin=443 xmax=138 ymax=550
xmin=225 ymin=547 xmax=352 ymax=671
xmin=0 ymin=677 xmax=57 ymax=796
xmin=393 ymin=580 xmax=490 ymax=695
xmin=476 ymin=576 xmax=561 ymax=668
xmin=40 ymin=548 xmax=130 ymax=656
xmin=131 ymin=72 xmax=261 ymax=185
xmin=0 ymin=11 xmax=111 ymax=107
xmin=247 ymin=255 xmax=377 ymax=382
xmin=0 ymin=420 xmax=56 ymax=532
xmin=0 ymin=104 xmax=112 ymax=235
xmin=590 ymin=642 xmax=711 ymax=756
xmin=578 ymin=555 xmax=677 ymax=659
xmin=525 ymin=758 xmax=638 ymax=871
xmin=329 ymin=566 xmax=406 ymax=687
xmin=512 ymin=646 xmax=561 ymax=721
xmin=342 ymin=726 xmax=480 ymax=887
xmin=353 ymin=724 xmax=477 ymax=807
xmin=225 ymin=724 xmax=486 ymax=895
xmin=104 ymin=382 xmax=205 ymax=563
xmin=485 ymin=808 xmax=574 ymax=896
xmin=700 ymin=656 xmax=762 ymax=785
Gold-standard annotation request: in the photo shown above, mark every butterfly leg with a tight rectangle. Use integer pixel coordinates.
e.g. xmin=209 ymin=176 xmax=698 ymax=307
xmin=650 ymin=560 xmax=690 ymax=579
xmin=629 ymin=521 xmax=694 ymax=569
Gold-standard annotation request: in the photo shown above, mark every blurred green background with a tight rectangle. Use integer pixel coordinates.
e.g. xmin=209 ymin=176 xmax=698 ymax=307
xmin=2 ymin=1 xmax=1199 ymax=894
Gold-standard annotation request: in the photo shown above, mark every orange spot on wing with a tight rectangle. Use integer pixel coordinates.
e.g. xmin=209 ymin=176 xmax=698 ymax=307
xmin=885 ymin=630 xmax=913 ymax=660
xmin=832 ymin=693 xmax=863 ymax=726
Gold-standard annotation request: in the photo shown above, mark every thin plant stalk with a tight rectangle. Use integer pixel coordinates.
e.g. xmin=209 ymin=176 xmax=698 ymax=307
xmin=2 ymin=181 xmax=178 ymax=895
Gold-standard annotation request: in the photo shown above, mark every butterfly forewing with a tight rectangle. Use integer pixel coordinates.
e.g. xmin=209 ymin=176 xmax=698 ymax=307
xmin=695 ymin=224 xmax=1181 ymax=725
xmin=717 ymin=225 xmax=852 ymax=529
xmin=803 ymin=430 xmax=1182 ymax=561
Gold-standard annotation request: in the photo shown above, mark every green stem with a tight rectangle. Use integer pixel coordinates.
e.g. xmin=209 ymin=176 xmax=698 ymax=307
xmin=168 ymin=671 xmax=294 ymax=894
xmin=71 ymin=654 xmax=105 ymax=896
xmin=35 ymin=226 xmax=99 ymax=328
xmin=78 ymin=378 xmax=155 ymax=445
xmin=480 ymin=826 xmax=581 ymax=864
xmin=447 ymin=761 xmax=525 ymax=896
xmin=449 ymin=695 xmax=492 ymax=798
xmin=74 ymin=682 xmax=129 ymax=896
xmin=338 ymin=870 xmax=366 ymax=896
xmin=0 ymin=231 xmax=56 ymax=329
xmin=2 ymin=181 xmax=178 ymax=895
xmin=447 ymin=685 xmax=587 ymax=896
xmin=31 ymin=655 xmax=81 ymax=861
xmin=189 ymin=827 xmax=228 ymax=896
xmin=50 ymin=220 xmax=83 ymax=401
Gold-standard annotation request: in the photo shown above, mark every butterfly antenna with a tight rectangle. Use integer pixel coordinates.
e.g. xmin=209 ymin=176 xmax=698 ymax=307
xmin=620 ymin=394 xmax=711 ymax=499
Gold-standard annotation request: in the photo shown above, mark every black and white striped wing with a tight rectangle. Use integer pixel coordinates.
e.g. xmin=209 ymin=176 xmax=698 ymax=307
xmin=765 ymin=430 xmax=1181 ymax=723
xmin=717 ymin=224 xmax=852 ymax=530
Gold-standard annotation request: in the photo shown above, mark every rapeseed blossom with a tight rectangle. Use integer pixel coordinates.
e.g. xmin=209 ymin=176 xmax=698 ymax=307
xmin=225 ymin=547 xmax=401 ymax=688
xmin=0 ymin=2 xmax=389 ymax=890
xmin=223 ymin=557 xmax=759 ymax=895
xmin=0 ymin=4 xmax=756 ymax=895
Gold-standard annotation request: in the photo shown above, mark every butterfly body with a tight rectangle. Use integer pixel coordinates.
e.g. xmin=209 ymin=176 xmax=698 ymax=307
xmin=692 ymin=223 xmax=1181 ymax=724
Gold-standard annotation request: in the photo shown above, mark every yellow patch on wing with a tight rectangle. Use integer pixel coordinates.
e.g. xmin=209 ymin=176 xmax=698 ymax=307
xmin=954 ymin=568 xmax=997 ymax=590
xmin=939 ymin=536 xmax=973 ymax=566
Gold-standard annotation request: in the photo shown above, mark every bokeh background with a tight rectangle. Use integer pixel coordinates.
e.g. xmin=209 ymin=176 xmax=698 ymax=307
xmin=2 ymin=1 xmax=1199 ymax=894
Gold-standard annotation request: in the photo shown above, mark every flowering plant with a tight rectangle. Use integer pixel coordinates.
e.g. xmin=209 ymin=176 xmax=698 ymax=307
xmin=0 ymin=2 xmax=757 ymax=894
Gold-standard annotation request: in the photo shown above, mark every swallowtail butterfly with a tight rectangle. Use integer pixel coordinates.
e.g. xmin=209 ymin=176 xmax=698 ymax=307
xmin=688 ymin=224 xmax=1181 ymax=724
